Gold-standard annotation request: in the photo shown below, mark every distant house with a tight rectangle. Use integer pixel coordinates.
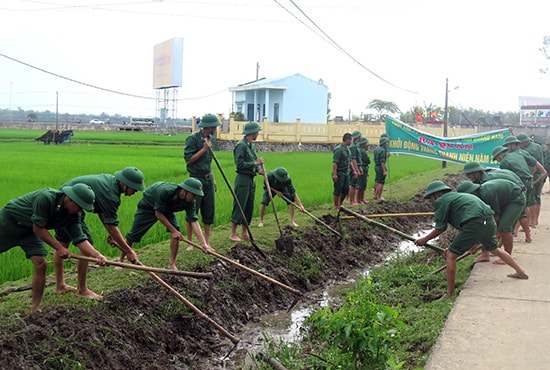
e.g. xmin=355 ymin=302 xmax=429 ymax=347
xmin=229 ymin=73 xmax=328 ymax=124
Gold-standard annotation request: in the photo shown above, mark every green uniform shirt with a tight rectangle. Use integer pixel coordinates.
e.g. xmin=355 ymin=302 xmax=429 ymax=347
xmin=349 ymin=143 xmax=362 ymax=167
xmin=233 ymin=137 xmax=260 ymax=176
xmin=480 ymin=169 xmax=523 ymax=188
xmin=184 ymin=132 xmax=214 ymax=177
xmin=63 ymin=174 xmax=122 ymax=226
xmin=434 ymin=192 xmax=494 ymax=231
xmin=332 ymin=144 xmax=351 ymax=174
xmin=4 ymin=188 xmax=87 ymax=244
xmin=522 ymin=142 xmax=544 ymax=177
xmin=264 ymin=172 xmax=296 ymax=198
xmin=359 ymin=146 xmax=371 ymax=172
xmin=499 ymin=151 xmax=534 ymax=182
xmin=138 ymin=182 xmax=198 ymax=222
xmin=544 ymin=147 xmax=550 ymax=173
xmin=476 ymin=179 xmax=524 ymax=217
xmin=373 ymin=145 xmax=387 ymax=167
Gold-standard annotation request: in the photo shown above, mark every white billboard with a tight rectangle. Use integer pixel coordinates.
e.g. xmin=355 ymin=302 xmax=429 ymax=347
xmin=153 ymin=38 xmax=183 ymax=89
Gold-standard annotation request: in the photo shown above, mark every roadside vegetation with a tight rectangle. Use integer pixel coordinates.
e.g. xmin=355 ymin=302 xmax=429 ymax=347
xmin=0 ymin=129 xmax=469 ymax=369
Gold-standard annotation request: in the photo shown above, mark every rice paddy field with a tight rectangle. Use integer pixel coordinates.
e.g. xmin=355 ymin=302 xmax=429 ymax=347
xmin=0 ymin=128 xmax=449 ymax=283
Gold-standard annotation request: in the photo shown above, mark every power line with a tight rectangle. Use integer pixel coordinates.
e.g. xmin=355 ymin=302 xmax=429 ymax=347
xmin=274 ymin=0 xmax=418 ymax=94
xmin=0 ymin=52 xmax=226 ymax=102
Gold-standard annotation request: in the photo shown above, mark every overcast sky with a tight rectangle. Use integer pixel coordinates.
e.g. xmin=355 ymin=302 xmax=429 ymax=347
xmin=1 ymin=0 xmax=549 ymax=120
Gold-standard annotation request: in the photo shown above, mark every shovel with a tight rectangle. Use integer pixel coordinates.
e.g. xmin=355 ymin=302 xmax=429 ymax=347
xmin=279 ymin=193 xmax=341 ymax=237
xmin=339 ymin=206 xmax=445 ymax=254
xmin=208 ymin=147 xmax=266 ymax=258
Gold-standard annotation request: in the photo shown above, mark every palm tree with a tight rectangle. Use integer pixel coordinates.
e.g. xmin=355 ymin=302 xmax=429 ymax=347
xmin=366 ymin=99 xmax=401 ymax=121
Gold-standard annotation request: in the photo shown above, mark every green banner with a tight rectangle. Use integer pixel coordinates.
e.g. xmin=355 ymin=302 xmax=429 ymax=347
xmin=385 ymin=116 xmax=511 ymax=168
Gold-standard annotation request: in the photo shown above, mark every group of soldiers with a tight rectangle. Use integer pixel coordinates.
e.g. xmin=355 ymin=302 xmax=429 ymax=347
xmin=416 ymin=133 xmax=550 ymax=299
xmin=331 ymin=130 xmax=390 ymax=209
xmin=0 ymin=114 xmax=305 ymax=313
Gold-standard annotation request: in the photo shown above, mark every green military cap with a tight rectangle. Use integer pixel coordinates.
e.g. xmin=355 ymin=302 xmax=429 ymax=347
xmin=456 ymin=181 xmax=481 ymax=194
xmin=516 ymin=133 xmax=530 ymax=143
xmin=461 ymin=162 xmax=485 ymax=174
xmin=199 ymin=114 xmax=222 ymax=128
xmin=180 ymin=177 xmax=204 ymax=197
xmin=503 ymin=136 xmax=520 ymax=146
xmin=242 ymin=122 xmax=262 ymax=135
xmin=423 ymin=180 xmax=452 ymax=199
xmin=273 ymin=167 xmax=290 ymax=182
xmin=62 ymin=183 xmax=95 ymax=212
xmin=492 ymin=146 xmax=508 ymax=160
xmin=115 ymin=167 xmax=145 ymax=191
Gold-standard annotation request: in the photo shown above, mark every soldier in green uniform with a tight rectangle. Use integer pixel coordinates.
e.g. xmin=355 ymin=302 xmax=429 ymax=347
xmin=123 ymin=178 xmax=214 ymax=270
xmin=457 ymin=179 xmax=525 ymax=264
xmin=356 ymin=137 xmax=371 ymax=204
xmin=415 ymin=180 xmax=528 ymax=299
xmin=53 ymin=167 xmax=145 ymax=300
xmin=332 ymin=133 xmax=352 ymax=209
xmin=0 ymin=184 xmax=107 ymax=313
xmin=230 ymin=122 xmax=264 ymax=242
xmin=461 ymin=161 xmax=531 ymax=244
xmin=258 ymin=167 xmax=304 ymax=228
xmin=544 ymin=139 xmax=550 ymax=193
xmin=500 ymin=137 xmax=547 ymax=229
xmin=517 ymin=133 xmax=547 ymax=227
xmin=373 ymin=136 xmax=390 ymax=201
xmin=348 ymin=130 xmax=363 ymax=206
xmin=184 ymin=113 xmax=222 ymax=249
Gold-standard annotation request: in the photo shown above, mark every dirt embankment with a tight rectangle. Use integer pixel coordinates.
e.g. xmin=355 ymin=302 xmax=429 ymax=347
xmin=0 ymin=175 xmax=466 ymax=369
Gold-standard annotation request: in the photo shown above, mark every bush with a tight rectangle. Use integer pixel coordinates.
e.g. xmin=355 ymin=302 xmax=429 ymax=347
xmin=309 ymin=278 xmax=406 ymax=369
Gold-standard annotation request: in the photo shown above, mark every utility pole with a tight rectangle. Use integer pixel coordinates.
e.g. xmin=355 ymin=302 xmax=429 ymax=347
xmin=442 ymin=78 xmax=448 ymax=169
xmin=9 ymin=82 xmax=12 ymax=123
xmin=256 ymin=62 xmax=259 ymax=80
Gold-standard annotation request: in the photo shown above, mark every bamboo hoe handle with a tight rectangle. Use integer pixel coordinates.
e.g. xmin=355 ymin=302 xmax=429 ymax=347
xmin=71 ymin=255 xmax=212 ymax=279
xmin=183 ymin=238 xmax=303 ymax=296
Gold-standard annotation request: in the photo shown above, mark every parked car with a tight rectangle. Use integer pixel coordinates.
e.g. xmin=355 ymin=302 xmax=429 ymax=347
xmin=89 ymin=119 xmax=104 ymax=124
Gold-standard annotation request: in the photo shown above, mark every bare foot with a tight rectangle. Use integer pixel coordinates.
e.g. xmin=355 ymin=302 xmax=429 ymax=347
xmin=114 ymin=266 xmax=123 ymax=271
xmin=30 ymin=307 xmax=42 ymax=314
xmin=258 ymin=222 xmax=264 ymax=227
xmin=229 ymin=235 xmax=242 ymax=242
xmin=168 ymin=264 xmax=178 ymax=270
xmin=350 ymin=202 xmax=358 ymax=206
xmin=378 ymin=197 xmax=386 ymax=202
xmin=75 ymin=289 xmax=103 ymax=300
xmin=473 ymin=255 xmax=490 ymax=263
xmin=507 ymin=272 xmax=529 ymax=279
xmin=493 ymin=259 xmax=506 ymax=265
xmin=290 ymin=222 xmax=299 ymax=227
xmin=525 ymin=237 xmax=533 ymax=243
xmin=56 ymin=284 xmax=77 ymax=294
xmin=438 ymin=294 xmax=452 ymax=301
xmin=241 ymin=233 xmax=250 ymax=241
xmin=186 ymin=244 xmax=194 ymax=251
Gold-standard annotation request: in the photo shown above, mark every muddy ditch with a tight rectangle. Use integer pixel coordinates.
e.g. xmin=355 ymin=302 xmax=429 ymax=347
xmin=0 ymin=174 xmax=466 ymax=369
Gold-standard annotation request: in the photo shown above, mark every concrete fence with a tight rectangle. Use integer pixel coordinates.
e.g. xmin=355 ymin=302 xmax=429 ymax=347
xmin=198 ymin=116 xmax=479 ymax=145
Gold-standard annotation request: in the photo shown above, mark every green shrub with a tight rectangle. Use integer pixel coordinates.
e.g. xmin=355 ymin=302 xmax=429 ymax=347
xmin=309 ymin=278 xmax=406 ymax=369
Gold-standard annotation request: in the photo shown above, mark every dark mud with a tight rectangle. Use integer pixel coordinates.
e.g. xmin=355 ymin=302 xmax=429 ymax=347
xmin=0 ymin=174 xmax=466 ymax=369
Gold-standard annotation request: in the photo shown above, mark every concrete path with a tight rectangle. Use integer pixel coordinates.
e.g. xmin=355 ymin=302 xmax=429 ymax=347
xmin=425 ymin=185 xmax=550 ymax=369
